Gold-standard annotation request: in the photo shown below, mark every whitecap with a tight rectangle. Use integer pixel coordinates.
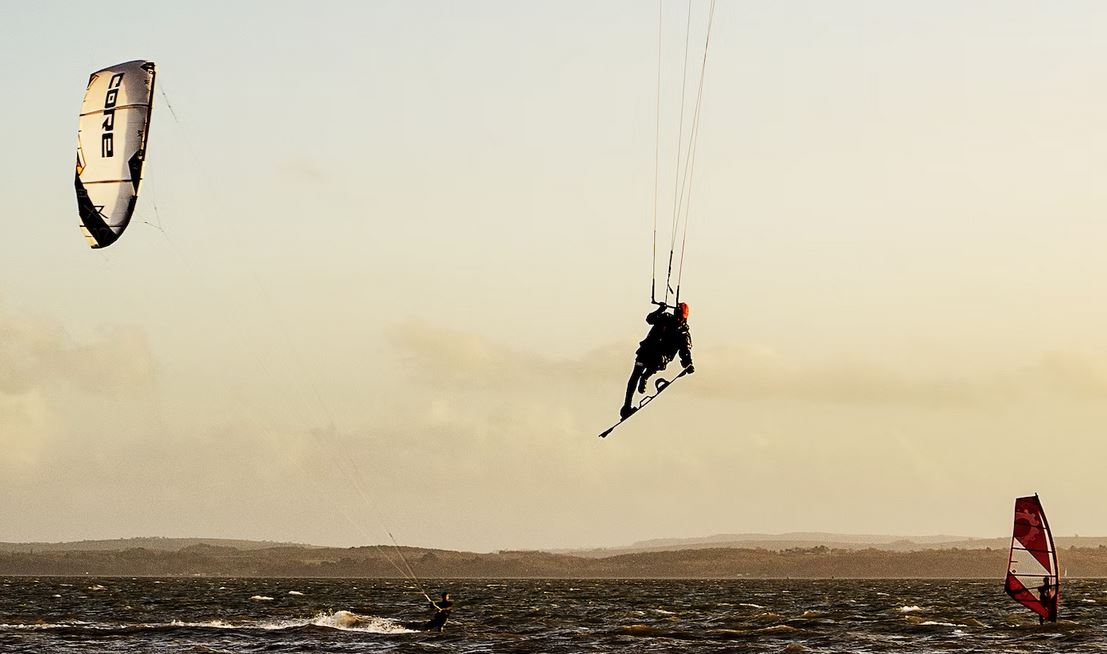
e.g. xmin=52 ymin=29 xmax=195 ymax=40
xmin=756 ymin=624 xmax=799 ymax=634
xmin=89 ymin=584 xmax=107 ymax=591
xmin=0 ymin=621 xmax=102 ymax=631
xmin=653 ymin=608 xmax=676 ymax=615
xmin=740 ymin=603 xmax=765 ymax=609
xmin=288 ymin=591 xmax=304 ymax=596
xmin=898 ymin=605 xmax=923 ymax=613
xmin=168 ymin=612 xmax=412 ymax=633
xmin=317 ymin=611 xmax=414 ymax=633
xmin=249 ymin=595 xmax=274 ymax=601
xmin=170 ymin=619 xmax=236 ymax=629
xmin=919 ymin=621 xmax=958 ymax=627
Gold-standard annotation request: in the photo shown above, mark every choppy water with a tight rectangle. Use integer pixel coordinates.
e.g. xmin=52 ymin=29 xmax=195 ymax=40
xmin=2 ymin=577 xmax=1105 ymax=653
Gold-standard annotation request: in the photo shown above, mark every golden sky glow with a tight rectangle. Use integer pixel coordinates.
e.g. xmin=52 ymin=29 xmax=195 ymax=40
xmin=3 ymin=1 xmax=1107 ymax=550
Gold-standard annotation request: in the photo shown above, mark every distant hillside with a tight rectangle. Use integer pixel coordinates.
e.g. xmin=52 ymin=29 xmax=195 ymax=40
xmin=7 ymin=534 xmax=1107 ymax=559
xmin=3 ymin=540 xmax=1107 ymax=578
xmin=633 ymin=533 xmax=970 ymax=547
xmin=0 ymin=537 xmax=315 ymax=553
xmin=558 ymin=533 xmax=1107 ymax=557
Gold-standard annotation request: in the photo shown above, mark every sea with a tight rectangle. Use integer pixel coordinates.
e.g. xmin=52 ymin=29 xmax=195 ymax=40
xmin=1 ymin=577 xmax=1103 ymax=653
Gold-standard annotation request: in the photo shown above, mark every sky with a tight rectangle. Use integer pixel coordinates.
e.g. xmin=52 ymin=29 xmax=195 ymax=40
xmin=3 ymin=0 xmax=1107 ymax=552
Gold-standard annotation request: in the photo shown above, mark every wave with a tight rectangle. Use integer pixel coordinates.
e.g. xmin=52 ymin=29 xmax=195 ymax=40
xmin=757 ymin=624 xmax=800 ymax=634
xmin=171 ymin=611 xmax=414 ymax=633
xmin=617 ymin=623 xmax=697 ymax=639
xmin=1 ymin=612 xmax=414 ymax=635
xmin=0 ymin=621 xmax=102 ymax=631
xmin=919 ymin=620 xmax=959 ymax=627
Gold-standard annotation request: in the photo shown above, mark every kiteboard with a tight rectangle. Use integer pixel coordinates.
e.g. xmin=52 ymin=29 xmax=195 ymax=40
xmin=599 ymin=368 xmax=691 ymax=438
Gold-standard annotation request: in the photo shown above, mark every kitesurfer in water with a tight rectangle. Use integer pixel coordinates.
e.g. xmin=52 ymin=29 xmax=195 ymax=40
xmin=1038 ymin=577 xmax=1057 ymax=624
xmin=619 ymin=302 xmax=694 ymax=419
xmin=421 ymin=592 xmax=453 ymax=632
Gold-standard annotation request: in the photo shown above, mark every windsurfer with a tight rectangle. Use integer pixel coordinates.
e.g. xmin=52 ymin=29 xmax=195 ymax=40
xmin=1038 ymin=577 xmax=1057 ymax=624
xmin=620 ymin=303 xmax=694 ymax=419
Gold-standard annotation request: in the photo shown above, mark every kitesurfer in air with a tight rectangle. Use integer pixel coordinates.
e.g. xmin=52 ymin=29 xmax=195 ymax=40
xmin=420 ymin=592 xmax=454 ymax=632
xmin=1038 ymin=577 xmax=1057 ymax=624
xmin=619 ymin=302 xmax=694 ymax=419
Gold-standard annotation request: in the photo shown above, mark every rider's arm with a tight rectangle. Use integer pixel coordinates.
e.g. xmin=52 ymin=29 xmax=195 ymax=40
xmin=646 ymin=306 xmax=667 ymax=324
xmin=679 ymin=329 xmax=694 ymax=368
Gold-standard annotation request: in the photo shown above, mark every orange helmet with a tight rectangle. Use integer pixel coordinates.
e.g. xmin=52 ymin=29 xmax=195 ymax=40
xmin=678 ymin=302 xmax=690 ymax=320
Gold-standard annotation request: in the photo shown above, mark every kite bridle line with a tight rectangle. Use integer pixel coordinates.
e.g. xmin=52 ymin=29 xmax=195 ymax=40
xmin=652 ymin=0 xmax=716 ymax=308
xmin=674 ymin=0 xmax=716 ymax=306
xmin=651 ymin=0 xmax=663 ymax=305
xmin=662 ymin=0 xmax=695 ymax=309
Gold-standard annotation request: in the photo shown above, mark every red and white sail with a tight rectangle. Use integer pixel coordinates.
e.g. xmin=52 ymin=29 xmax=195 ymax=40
xmin=1004 ymin=494 xmax=1059 ymax=621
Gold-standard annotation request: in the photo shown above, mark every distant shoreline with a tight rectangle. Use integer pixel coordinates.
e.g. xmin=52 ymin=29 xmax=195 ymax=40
xmin=3 ymin=538 xmax=1106 ymax=578
xmin=5 ymin=574 xmax=1102 ymax=579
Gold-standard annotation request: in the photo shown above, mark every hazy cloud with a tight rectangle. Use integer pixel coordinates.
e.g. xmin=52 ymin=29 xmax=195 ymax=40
xmin=1017 ymin=351 xmax=1107 ymax=399
xmin=693 ymin=345 xmax=988 ymax=407
xmin=0 ymin=305 xmax=158 ymax=473
xmin=0 ymin=392 xmax=52 ymax=471
xmin=0 ymin=307 xmax=155 ymax=397
xmin=386 ymin=320 xmax=611 ymax=390
xmin=276 ymin=158 xmax=326 ymax=184
xmin=387 ymin=319 xmax=1107 ymax=407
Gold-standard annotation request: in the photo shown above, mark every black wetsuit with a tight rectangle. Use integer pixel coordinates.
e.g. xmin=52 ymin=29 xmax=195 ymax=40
xmin=621 ymin=307 xmax=693 ymax=414
xmin=1038 ymin=582 xmax=1057 ymax=623
xmin=635 ymin=308 xmax=693 ymax=372
xmin=422 ymin=599 xmax=453 ymax=632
